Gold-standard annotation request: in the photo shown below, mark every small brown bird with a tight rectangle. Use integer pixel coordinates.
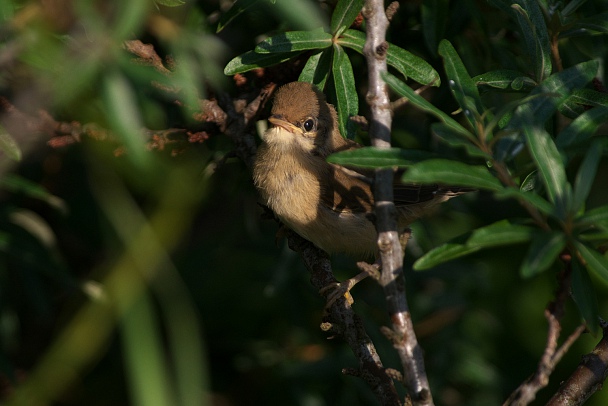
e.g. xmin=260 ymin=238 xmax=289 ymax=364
xmin=253 ymin=82 xmax=466 ymax=301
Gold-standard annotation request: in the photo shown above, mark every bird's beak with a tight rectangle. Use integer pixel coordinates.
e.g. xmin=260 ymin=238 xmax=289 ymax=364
xmin=269 ymin=115 xmax=300 ymax=134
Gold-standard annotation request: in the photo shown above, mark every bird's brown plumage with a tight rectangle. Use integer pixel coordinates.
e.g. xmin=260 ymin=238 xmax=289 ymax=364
xmin=253 ymin=81 xmax=468 ymax=257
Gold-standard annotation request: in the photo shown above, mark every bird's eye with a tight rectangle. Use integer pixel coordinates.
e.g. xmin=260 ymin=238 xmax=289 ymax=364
xmin=303 ymin=119 xmax=315 ymax=132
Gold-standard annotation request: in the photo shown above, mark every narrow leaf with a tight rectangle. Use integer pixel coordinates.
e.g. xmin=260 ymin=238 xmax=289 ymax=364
xmin=332 ymin=44 xmax=358 ymax=139
xmin=494 ymin=187 xmax=554 ymax=216
xmin=511 ymin=1 xmax=552 ymax=81
xmin=217 ymin=0 xmax=261 ymax=32
xmin=339 ymin=30 xmax=440 ymax=86
xmin=0 ymin=125 xmax=21 ymax=161
xmin=466 ymin=220 xmax=535 ymax=248
xmin=330 ymin=0 xmax=364 ymax=36
xmin=327 ymin=147 xmax=433 ymax=168
xmin=560 ymin=0 xmax=589 ymax=18
xmin=155 ymin=0 xmax=185 ymax=6
xmin=568 ymin=12 xmax=608 ymax=35
xmin=421 ymin=0 xmax=448 ymax=57
xmin=572 ymin=140 xmax=603 ymax=212
xmin=414 ymin=243 xmax=480 ymax=271
xmin=571 ymin=256 xmax=600 ymax=336
xmin=224 ymin=50 xmax=299 ymax=75
xmin=298 ymin=49 xmax=332 ymax=89
xmin=383 ymin=72 xmax=474 ymax=139
xmin=556 ymin=106 xmax=608 ymax=148
xmin=520 ymin=231 xmax=566 ymax=277
xmin=402 ymin=159 xmax=503 ymax=191
xmin=575 ymin=241 xmax=608 ymax=285
xmin=255 ymin=30 xmax=332 ymax=53
xmin=432 ymin=123 xmax=490 ymax=159
xmin=576 ymin=204 xmax=608 ymax=229
xmin=439 ymin=39 xmax=486 ymax=131
xmin=473 ymin=69 xmax=536 ymax=93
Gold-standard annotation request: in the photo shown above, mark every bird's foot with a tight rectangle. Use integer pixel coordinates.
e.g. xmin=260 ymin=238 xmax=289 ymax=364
xmin=320 ymin=271 xmax=369 ymax=310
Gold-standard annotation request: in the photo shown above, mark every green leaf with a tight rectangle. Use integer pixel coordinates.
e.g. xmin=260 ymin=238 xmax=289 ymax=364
xmin=522 ymin=125 xmax=569 ymax=209
xmin=556 ymin=106 xmax=608 ymax=148
xmin=567 ymin=12 xmax=608 ymax=35
xmin=330 ymin=0 xmax=364 ymax=36
xmin=576 ymin=204 xmax=608 ymax=229
xmin=327 ymin=147 xmax=433 ymax=168
xmin=421 ymin=0 xmax=448 ymax=57
xmin=414 ymin=243 xmax=481 ymax=270
xmin=154 ymin=0 xmax=185 ymax=6
xmin=0 ymin=174 xmax=66 ymax=212
xmin=520 ymin=231 xmax=566 ymax=277
xmin=298 ymin=49 xmax=332 ymax=89
xmin=0 ymin=125 xmax=21 ymax=161
xmin=255 ymin=30 xmax=332 ymax=53
xmin=575 ymin=241 xmax=608 ymax=285
xmin=560 ymin=0 xmax=588 ymax=18
xmin=494 ymin=187 xmax=554 ymax=216
xmin=383 ymin=72 xmax=474 ymax=139
xmin=572 ymin=140 xmax=603 ymax=212
xmin=224 ymin=50 xmax=300 ymax=75
xmin=401 ymin=159 xmax=503 ymax=191
xmin=339 ymin=30 xmax=440 ymax=86
xmin=466 ymin=220 xmax=535 ymax=248
xmin=332 ymin=44 xmax=358 ymax=139
xmin=438 ymin=39 xmax=485 ymax=131
xmin=473 ymin=70 xmax=536 ymax=93
xmin=431 ymin=123 xmax=489 ymax=159
xmin=571 ymin=256 xmax=601 ymax=336
xmin=216 ymin=0 xmax=261 ymax=32
xmin=511 ymin=1 xmax=552 ymax=82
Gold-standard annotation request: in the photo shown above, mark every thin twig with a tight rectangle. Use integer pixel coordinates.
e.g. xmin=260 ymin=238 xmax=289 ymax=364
xmin=362 ymin=0 xmax=433 ymax=404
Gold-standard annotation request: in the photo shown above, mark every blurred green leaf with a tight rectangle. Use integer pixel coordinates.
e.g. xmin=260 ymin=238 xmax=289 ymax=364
xmin=155 ymin=0 xmax=185 ymax=6
xmin=112 ymin=0 xmax=150 ymax=41
xmin=572 ymin=140 xmax=603 ymax=212
xmin=330 ymin=0 xmax=364 ymax=36
xmin=439 ymin=39 xmax=486 ymax=131
xmin=216 ymin=0 xmax=261 ymax=32
xmin=523 ymin=125 xmax=569 ymax=210
xmin=383 ymin=72 xmax=473 ymax=139
xmin=298 ymin=49 xmax=332 ymax=89
xmin=421 ymin=0 xmax=448 ymax=57
xmin=339 ymin=30 xmax=440 ymax=86
xmin=327 ymin=147 xmax=433 ymax=168
xmin=575 ymin=241 xmax=608 ymax=285
xmin=224 ymin=50 xmax=300 ymax=75
xmin=571 ymin=256 xmax=601 ymax=336
xmin=511 ymin=1 xmax=552 ymax=81
xmin=431 ymin=123 xmax=489 ymax=159
xmin=103 ymin=71 xmax=149 ymax=168
xmin=0 ymin=125 xmax=21 ymax=161
xmin=576 ymin=204 xmax=608 ymax=229
xmin=255 ymin=30 xmax=332 ymax=53
xmin=415 ymin=221 xmax=535 ymax=270
xmin=494 ymin=187 xmax=554 ymax=216
xmin=270 ymin=0 xmax=329 ymax=31
xmin=560 ymin=0 xmax=588 ymax=18
xmin=556 ymin=106 xmax=608 ymax=148
xmin=566 ymin=12 xmax=608 ymax=35
xmin=332 ymin=44 xmax=358 ymax=139
xmin=473 ymin=70 xmax=536 ymax=93
xmin=520 ymin=231 xmax=566 ymax=277
xmin=402 ymin=159 xmax=503 ymax=191
xmin=1 ymin=174 xmax=66 ymax=212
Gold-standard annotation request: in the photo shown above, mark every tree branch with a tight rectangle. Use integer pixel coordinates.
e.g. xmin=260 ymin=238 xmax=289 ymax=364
xmin=362 ymin=1 xmax=433 ymax=405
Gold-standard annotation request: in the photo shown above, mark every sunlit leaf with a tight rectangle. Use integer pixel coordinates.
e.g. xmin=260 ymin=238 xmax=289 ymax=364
xmin=331 ymin=0 xmax=364 ymax=36
xmin=339 ymin=30 xmax=440 ymax=86
xmin=298 ymin=49 xmax=332 ymax=89
xmin=575 ymin=241 xmax=608 ymax=285
xmin=224 ymin=50 xmax=300 ymax=75
xmin=439 ymin=39 xmax=486 ymax=131
xmin=332 ymin=44 xmax=358 ymax=139
xmin=327 ymin=147 xmax=433 ymax=168
xmin=0 ymin=125 xmax=21 ymax=161
xmin=383 ymin=72 xmax=473 ymax=139
xmin=571 ymin=256 xmax=600 ymax=336
xmin=401 ymin=159 xmax=503 ymax=191
xmin=414 ymin=243 xmax=480 ymax=271
xmin=255 ymin=29 xmax=332 ymax=53
xmin=520 ymin=231 xmax=566 ymax=277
